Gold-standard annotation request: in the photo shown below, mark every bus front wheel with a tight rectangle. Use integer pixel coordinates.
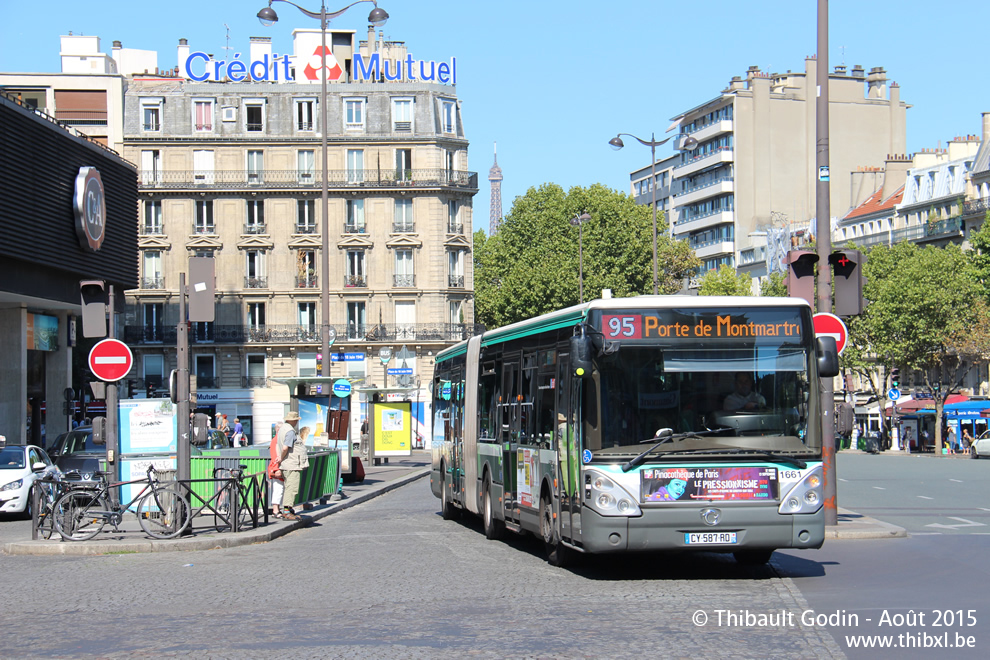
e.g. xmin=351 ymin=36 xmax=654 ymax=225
xmin=541 ymin=496 xmax=571 ymax=567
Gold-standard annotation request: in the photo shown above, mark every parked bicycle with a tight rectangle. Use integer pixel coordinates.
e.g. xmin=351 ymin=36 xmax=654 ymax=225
xmin=211 ymin=465 xmax=251 ymax=533
xmin=30 ymin=464 xmax=81 ymax=540
xmin=52 ymin=464 xmax=190 ymax=541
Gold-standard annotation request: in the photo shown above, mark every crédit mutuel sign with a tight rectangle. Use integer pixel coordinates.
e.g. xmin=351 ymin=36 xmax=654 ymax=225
xmin=183 ymin=47 xmax=457 ymax=84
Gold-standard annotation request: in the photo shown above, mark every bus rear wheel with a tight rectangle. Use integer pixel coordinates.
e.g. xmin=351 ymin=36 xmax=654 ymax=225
xmin=541 ymin=496 xmax=571 ymax=567
xmin=734 ymin=550 xmax=773 ymax=566
xmin=441 ymin=465 xmax=459 ymax=520
xmin=483 ymin=476 xmax=504 ymax=540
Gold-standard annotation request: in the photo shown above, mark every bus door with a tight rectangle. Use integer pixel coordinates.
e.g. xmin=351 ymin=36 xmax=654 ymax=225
xmin=500 ymin=358 xmax=520 ymax=524
xmin=556 ymin=352 xmax=581 ymax=544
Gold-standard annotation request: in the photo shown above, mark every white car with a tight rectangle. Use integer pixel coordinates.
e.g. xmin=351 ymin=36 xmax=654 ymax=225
xmin=971 ymin=432 xmax=990 ymax=459
xmin=0 ymin=443 xmax=52 ymax=516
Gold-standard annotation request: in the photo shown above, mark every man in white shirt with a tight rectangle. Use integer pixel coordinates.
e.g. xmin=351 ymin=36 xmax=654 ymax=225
xmin=724 ymin=373 xmax=766 ymax=412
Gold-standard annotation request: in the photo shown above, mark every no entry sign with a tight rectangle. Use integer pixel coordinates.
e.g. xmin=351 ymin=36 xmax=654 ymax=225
xmin=88 ymin=338 xmax=134 ymax=382
xmin=813 ymin=313 xmax=848 ymax=355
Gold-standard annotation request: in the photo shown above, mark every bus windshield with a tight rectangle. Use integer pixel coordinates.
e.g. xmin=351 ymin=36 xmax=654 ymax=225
xmin=590 ymin=306 xmax=818 ymax=457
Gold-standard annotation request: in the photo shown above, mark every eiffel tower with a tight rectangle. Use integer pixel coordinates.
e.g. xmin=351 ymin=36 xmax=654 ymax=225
xmin=489 ymin=142 xmax=503 ymax=235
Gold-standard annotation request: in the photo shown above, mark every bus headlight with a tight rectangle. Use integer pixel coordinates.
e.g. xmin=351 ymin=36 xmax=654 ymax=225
xmin=778 ymin=466 xmax=824 ymax=515
xmin=585 ymin=469 xmax=641 ymax=517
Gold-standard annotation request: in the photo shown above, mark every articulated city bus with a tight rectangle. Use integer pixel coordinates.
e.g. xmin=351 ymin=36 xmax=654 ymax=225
xmin=430 ymin=296 xmax=839 ymax=566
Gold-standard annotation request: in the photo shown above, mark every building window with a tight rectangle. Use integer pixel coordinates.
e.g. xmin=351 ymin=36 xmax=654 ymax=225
xmin=297 ymin=352 xmax=317 ymax=377
xmin=344 ymin=97 xmax=365 ymax=130
xmin=395 ymin=300 xmax=416 ymax=339
xmin=140 ymin=150 xmax=162 ymax=186
xmin=247 ymin=303 xmax=266 ymax=340
xmin=345 ymin=199 xmax=365 ymax=233
xmin=449 ymin=300 xmax=464 ymax=324
xmin=345 ymin=250 xmax=366 ymax=287
xmin=298 ymin=302 xmax=316 ymax=331
xmin=394 ymin=199 xmax=413 ymax=232
xmin=143 ymin=201 xmax=162 ymax=234
xmin=193 ymin=149 xmax=214 ymax=184
xmin=195 ymin=355 xmax=216 ymax=388
xmin=247 ymin=150 xmax=264 ymax=184
xmin=298 ymin=150 xmax=315 ymax=184
xmin=247 ymin=354 xmax=267 ymax=388
xmin=448 ymin=250 xmax=464 ymax=288
xmin=296 ymin=250 xmax=316 ymax=288
xmin=245 ymin=250 xmax=267 ymax=288
xmin=448 ymin=200 xmax=461 ymax=233
xmin=141 ymin=98 xmax=162 ymax=132
xmin=392 ymin=98 xmax=412 ymax=132
xmin=193 ymin=98 xmax=214 ymax=132
xmin=142 ymin=251 xmax=162 ymax=289
xmin=394 ymin=249 xmax=414 ymax=287
xmin=244 ymin=99 xmax=265 ymax=132
xmin=347 ymin=302 xmax=366 ymax=339
xmin=144 ymin=353 xmax=164 ymax=388
xmin=195 ymin=200 xmax=214 ymax=234
xmin=395 ymin=149 xmax=412 ymax=181
xmin=346 ymin=149 xmax=364 ymax=183
xmin=441 ymin=99 xmax=455 ymax=134
xmin=143 ymin=303 xmax=165 ymax=342
xmin=246 ymin=200 xmax=265 ymax=234
xmin=296 ymin=200 xmax=316 ymax=233
xmin=295 ymin=99 xmax=316 ymax=131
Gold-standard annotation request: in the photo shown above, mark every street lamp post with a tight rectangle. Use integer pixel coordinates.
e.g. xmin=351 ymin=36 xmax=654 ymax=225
xmin=258 ymin=0 xmax=388 ymax=378
xmin=570 ymin=212 xmax=591 ymax=303
xmin=609 ymin=132 xmax=697 ymax=295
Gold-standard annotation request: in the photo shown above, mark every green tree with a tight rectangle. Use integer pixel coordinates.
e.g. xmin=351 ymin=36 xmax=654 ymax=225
xmin=844 ymin=241 xmax=985 ymax=453
xmin=474 ymin=183 xmax=699 ymax=327
xmin=966 ymin=210 xmax=990 ymax=299
xmin=759 ymin=271 xmax=788 ymax=297
xmin=697 ymin=264 xmax=752 ymax=296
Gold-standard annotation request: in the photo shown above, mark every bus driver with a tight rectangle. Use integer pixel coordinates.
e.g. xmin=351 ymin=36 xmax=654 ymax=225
xmin=724 ymin=373 xmax=766 ymax=412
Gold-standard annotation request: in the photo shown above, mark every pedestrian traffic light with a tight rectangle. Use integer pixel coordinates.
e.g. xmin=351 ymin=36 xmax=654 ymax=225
xmin=79 ymin=279 xmax=107 ymax=338
xmin=786 ymin=250 xmax=819 ymax=308
xmin=829 ymin=250 xmax=867 ymax=317
xmin=890 ymin=368 xmax=899 ymax=388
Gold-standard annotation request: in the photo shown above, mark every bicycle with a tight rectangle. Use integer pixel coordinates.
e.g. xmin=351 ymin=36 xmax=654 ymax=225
xmin=30 ymin=465 xmax=79 ymax=540
xmin=211 ymin=464 xmax=251 ymax=533
xmin=52 ymin=464 xmax=191 ymax=541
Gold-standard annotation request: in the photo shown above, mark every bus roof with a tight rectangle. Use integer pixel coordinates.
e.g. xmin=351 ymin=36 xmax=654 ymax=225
xmin=434 ymin=295 xmax=813 ymax=363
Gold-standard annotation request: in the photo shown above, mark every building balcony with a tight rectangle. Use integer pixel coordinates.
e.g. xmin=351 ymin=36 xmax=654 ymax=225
xmin=192 ymin=223 xmax=216 ymax=235
xmin=137 ymin=169 xmax=479 ymax=192
xmin=140 ymin=276 xmax=165 ymax=290
xmin=674 ymin=178 xmax=734 ymax=208
xmin=447 ymin=222 xmax=463 ymax=234
xmin=393 ymin=274 xmax=415 ymax=288
xmin=673 ymin=147 xmax=734 ymax=178
xmin=344 ymin=275 xmax=367 ymax=288
xmin=123 ymin=323 xmax=484 ymax=346
xmin=891 ymin=217 xmax=964 ymax=244
xmin=244 ymin=276 xmax=268 ymax=289
xmin=195 ymin=375 xmax=220 ymax=389
xmin=244 ymin=376 xmax=270 ymax=388
xmin=343 ymin=223 xmax=366 ymax=234
xmin=684 ymin=119 xmax=733 ymax=142
xmin=694 ymin=240 xmax=736 ymax=259
xmin=392 ymin=222 xmax=415 ymax=233
xmin=673 ymin=209 xmax=735 ymax=236
xmin=296 ymin=274 xmax=318 ymax=289
xmin=448 ymin=275 xmax=465 ymax=288
xmin=141 ymin=223 xmax=164 ymax=235
xmin=964 ymin=197 xmax=990 ymax=216
xmin=294 ymin=224 xmax=317 ymax=235
xmin=243 ymin=223 xmax=267 ymax=235
xmin=54 ymin=109 xmax=108 ymax=126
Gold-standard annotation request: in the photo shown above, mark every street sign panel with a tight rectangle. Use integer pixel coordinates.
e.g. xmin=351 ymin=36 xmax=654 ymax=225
xmin=813 ymin=312 xmax=848 ymax=355
xmin=88 ymin=338 xmax=134 ymax=382
xmin=888 ymin=388 xmax=901 ymax=400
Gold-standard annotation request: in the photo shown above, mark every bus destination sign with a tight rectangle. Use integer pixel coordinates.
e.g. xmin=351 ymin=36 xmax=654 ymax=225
xmin=600 ymin=310 xmax=803 ymax=342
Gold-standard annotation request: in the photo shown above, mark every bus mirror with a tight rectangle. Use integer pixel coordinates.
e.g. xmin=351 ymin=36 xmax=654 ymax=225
xmin=570 ymin=335 xmax=593 ymax=378
xmin=816 ymin=337 xmax=839 ymax=378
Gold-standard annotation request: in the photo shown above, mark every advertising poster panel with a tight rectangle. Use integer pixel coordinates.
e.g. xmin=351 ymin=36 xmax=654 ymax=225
xmin=373 ymin=401 xmax=413 ymax=457
xmin=641 ymin=466 xmax=778 ymax=503
xmin=119 ymin=398 xmax=177 ymax=453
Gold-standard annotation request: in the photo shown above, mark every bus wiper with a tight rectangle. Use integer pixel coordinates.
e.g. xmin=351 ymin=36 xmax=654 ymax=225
xmin=656 ymin=447 xmax=807 ymax=469
xmin=621 ymin=427 xmax=730 ymax=473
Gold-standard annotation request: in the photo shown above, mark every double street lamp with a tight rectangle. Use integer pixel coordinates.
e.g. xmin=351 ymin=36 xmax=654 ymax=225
xmin=570 ymin=212 xmax=591 ymax=303
xmin=609 ymin=132 xmax=697 ymax=295
xmin=257 ymin=1 xmax=388 ymax=377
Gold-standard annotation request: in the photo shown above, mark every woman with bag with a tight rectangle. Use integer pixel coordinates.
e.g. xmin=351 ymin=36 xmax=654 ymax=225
xmin=268 ymin=422 xmax=285 ymax=518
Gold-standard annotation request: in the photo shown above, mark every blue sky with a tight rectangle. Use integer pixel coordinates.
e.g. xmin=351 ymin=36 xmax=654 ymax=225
xmin=2 ymin=1 xmax=987 ymax=235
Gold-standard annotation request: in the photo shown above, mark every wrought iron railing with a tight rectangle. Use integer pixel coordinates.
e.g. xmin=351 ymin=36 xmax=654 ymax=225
xmin=296 ymin=274 xmax=318 ymax=288
xmin=345 ymin=275 xmax=367 ymax=287
xmin=243 ymin=223 xmax=267 ymax=234
xmin=137 ymin=169 xmax=479 ymax=190
xmin=243 ymin=376 xmax=270 ymax=388
xmin=195 ymin=376 xmax=220 ymax=389
xmin=141 ymin=277 xmax=165 ymax=290
xmin=295 ymin=224 xmax=317 ymax=234
xmin=192 ymin=223 xmax=215 ymax=235
xmin=344 ymin=223 xmax=366 ymax=234
xmin=141 ymin=224 xmax=164 ymax=235
xmin=393 ymin=274 xmax=415 ymax=288
xmin=448 ymin=275 xmax=465 ymax=288
xmin=124 ymin=323 xmax=484 ymax=346
xmin=447 ymin=222 xmax=463 ymax=234
xmin=244 ymin=277 xmax=268 ymax=289
xmin=393 ymin=221 xmax=415 ymax=233
xmin=964 ymin=198 xmax=990 ymax=215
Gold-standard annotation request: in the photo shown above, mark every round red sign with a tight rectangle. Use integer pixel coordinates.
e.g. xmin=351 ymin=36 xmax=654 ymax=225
xmin=813 ymin=312 xmax=848 ymax=355
xmin=88 ymin=339 xmax=134 ymax=382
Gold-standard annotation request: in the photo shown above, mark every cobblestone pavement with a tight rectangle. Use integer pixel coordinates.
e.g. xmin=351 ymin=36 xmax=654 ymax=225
xmin=0 ymin=478 xmax=843 ymax=659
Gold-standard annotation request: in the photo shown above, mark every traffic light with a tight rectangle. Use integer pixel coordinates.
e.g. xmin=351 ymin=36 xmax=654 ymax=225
xmin=890 ymin=367 xmax=900 ymax=389
xmin=829 ymin=250 xmax=867 ymax=317
xmin=786 ymin=251 xmax=819 ymax=308
xmin=79 ymin=279 xmax=107 ymax=338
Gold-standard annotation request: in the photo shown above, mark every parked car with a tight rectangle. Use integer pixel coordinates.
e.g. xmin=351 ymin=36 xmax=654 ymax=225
xmin=971 ymin=431 xmax=990 ymax=459
xmin=0 ymin=442 xmax=53 ymax=516
xmin=194 ymin=428 xmax=230 ymax=450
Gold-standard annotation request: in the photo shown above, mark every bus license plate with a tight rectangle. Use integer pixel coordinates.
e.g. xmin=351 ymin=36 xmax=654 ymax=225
xmin=685 ymin=532 xmax=737 ymax=545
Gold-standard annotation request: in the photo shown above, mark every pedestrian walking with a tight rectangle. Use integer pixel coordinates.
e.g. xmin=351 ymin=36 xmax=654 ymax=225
xmin=903 ymin=427 xmax=913 ymax=453
xmin=231 ymin=417 xmax=244 ymax=446
xmin=962 ymin=428 xmax=974 ymax=450
xmin=217 ymin=413 xmax=230 ymax=440
xmin=947 ymin=427 xmax=957 ymax=455
xmin=276 ymin=412 xmax=309 ymax=520
xmin=268 ymin=423 xmax=285 ymax=519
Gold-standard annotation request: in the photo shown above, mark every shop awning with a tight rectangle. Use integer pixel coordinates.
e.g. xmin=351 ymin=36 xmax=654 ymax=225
xmin=885 ymin=394 xmax=968 ymax=416
xmin=944 ymin=399 xmax=990 ymax=418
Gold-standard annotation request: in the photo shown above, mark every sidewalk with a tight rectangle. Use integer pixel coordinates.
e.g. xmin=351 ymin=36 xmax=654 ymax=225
xmin=2 ymin=452 xmax=432 ymax=556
